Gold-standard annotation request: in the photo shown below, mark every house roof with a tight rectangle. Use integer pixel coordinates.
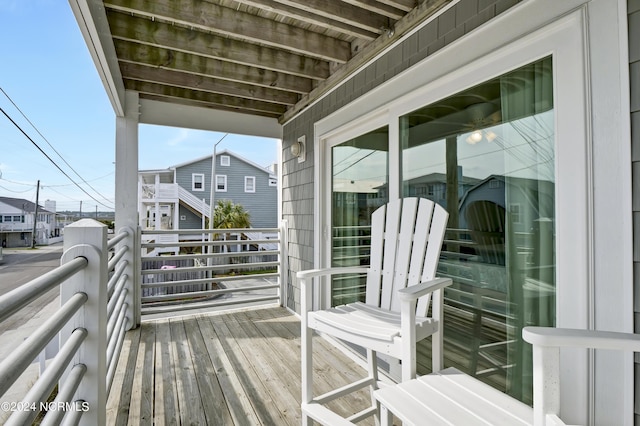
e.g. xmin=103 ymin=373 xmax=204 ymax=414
xmin=70 ymin=0 xmax=450 ymax=129
xmin=0 ymin=197 xmax=53 ymax=214
xmin=170 ymin=149 xmax=276 ymax=178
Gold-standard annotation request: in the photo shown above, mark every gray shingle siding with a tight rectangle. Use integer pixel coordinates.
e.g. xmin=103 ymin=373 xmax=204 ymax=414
xmin=631 ymin=0 xmax=640 ymax=421
xmin=175 ymin=152 xmax=277 ymax=229
xmin=281 ymin=0 xmax=520 ymax=313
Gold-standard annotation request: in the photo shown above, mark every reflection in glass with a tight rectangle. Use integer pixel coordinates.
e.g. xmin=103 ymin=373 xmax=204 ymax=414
xmin=400 ymin=57 xmax=554 ymax=404
xmin=331 ymin=127 xmax=389 ymax=306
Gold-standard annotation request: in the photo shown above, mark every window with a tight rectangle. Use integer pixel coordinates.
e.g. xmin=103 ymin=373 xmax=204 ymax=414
xmin=13 ymin=216 xmax=21 ymax=222
xmin=509 ymin=203 xmax=522 ymax=224
xmin=3 ymin=216 xmax=11 ymax=222
xmin=399 ymin=57 xmax=554 ymax=402
xmin=215 ymin=175 xmax=227 ymax=192
xmin=192 ymin=173 xmax=205 ymax=191
xmin=244 ymin=176 xmax=256 ymax=193
xmin=220 ymin=155 xmax=230 ymax=166
xmin=331 ymin=125 xmax=389 ymax=306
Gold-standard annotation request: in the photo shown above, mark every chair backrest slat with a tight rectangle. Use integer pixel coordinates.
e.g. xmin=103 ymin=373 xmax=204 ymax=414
xmin=363 ymin=198 xmax=448 ymax=315
xmin=379 ymin=199 xmax=402 ymax=309
xmin=417 ymin=204 xmax=448 ymax=315
xmin=366 ymin=204 xmax=386 ymax=306
xmin=388 ymin=198 xmax=419 ymax=312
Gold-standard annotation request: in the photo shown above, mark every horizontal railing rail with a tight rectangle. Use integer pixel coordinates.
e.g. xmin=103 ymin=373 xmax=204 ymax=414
xmin=0 ymin=219 xmax=124 ymax=425
xmin=140 ymin=225 xmax=286 ymax=316
xmin=0 ymin=219 xmax=107 ymax=425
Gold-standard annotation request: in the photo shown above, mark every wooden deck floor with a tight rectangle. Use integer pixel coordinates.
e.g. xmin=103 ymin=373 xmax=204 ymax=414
xmin=107 ymin=305 xmax=376 ymax=425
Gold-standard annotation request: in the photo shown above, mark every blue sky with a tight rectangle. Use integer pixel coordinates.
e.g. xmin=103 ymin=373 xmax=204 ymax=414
xmin=0 ymin=1 xmax=279 ymax=213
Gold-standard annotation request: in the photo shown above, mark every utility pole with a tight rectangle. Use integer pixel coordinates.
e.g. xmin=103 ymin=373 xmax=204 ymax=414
xmin=31 ymin=180 xmax=40 ymax=249
xmin=95 ymin=205 xmax=98 ymax=219
xmin=79 ymin=201 xmax=82 ymax=219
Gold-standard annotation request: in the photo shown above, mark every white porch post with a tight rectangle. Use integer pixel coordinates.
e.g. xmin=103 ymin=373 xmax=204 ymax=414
xmin=60 ymin=219 xmax=108 ymax=426
xmin=115 ymin=90 xmax=141 ymax=329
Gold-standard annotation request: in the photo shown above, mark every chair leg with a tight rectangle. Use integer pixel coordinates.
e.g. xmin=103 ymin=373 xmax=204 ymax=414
xmin=366 ymin=349 xmax=380 ymax=424
xmin=302 ymin=323 xmax=313 ymax=409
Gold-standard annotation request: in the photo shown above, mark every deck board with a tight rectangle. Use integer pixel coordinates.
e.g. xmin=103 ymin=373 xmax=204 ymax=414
xmin=109 ymin=305 xmax=376 ymax=425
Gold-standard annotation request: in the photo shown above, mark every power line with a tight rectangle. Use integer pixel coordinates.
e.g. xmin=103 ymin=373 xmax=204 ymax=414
xmin=0 ymin=184 xmax=35 ymax=194
xmin=0 ymin=87 xmax=114 ymax=207
xmin=0 ymin=106 xmax=114 ymax=210
xmin=44 ymin=171 xmax=114 ymax=187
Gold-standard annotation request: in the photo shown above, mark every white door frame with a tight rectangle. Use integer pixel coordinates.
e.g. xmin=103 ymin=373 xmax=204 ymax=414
xmin=313 ymin=1 xmax=633 ymax=423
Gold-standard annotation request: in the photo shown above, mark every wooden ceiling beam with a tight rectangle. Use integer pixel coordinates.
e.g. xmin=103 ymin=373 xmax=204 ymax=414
xmin=114 ymin=40 xmax=312 ymax=94
xmin=228 ymin=0 xmax=379 ymax=40
xmin=264 ymin=0 xmax=391 ymax=35
xmin=340 ymin=0 xmax=405 ymax=20
xmin=126 ymin=80 xmax=287 ymax=116
xmin=282 ymin=0 xmax=451 ymax=123
xmin=120 ymin=62 xmax=299 ymax=105
xmin=107 ymin=11 xmax=330 ymax=80
xmin=139 ymin=93 xmax=282 ymax=119
xmin=377 ymin=0 xmax=417 ymax=13
xmin=105 ymin=0 xmax=351 ymax=63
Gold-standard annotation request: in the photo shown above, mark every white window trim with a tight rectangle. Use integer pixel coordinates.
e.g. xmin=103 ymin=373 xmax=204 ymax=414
xmin=192 ymin=173 xmax=205 ymax=192
xmin=215 ymin=174 xmax=227 ymax=192
xmin=220 ymin=155 xmax=230 ymax=166
xmin=313 ymin=7 xmax=634 ymax=423
xmin=244 ymin=176 xmax=256 ymax=193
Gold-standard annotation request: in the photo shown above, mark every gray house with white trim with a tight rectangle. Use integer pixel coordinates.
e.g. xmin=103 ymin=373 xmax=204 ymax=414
xmin=139 ymin=150 xmax=277 ymax=231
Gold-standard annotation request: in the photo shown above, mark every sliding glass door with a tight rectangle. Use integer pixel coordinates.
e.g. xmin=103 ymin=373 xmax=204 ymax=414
xmin=326 ymin=57 xmax=555 ymax=404
xmin=399 ymin=57 xmax=554 ymax=402
xmin=330 ymin=126 xmax=389 ymax=306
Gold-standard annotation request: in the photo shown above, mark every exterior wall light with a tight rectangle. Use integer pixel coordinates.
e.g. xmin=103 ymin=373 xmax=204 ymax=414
xmin=291 ymin=135 xmax=306 ymax=163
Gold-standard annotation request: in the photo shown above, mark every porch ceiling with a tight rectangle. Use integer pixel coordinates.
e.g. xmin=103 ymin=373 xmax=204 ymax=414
xmin=73 ymin=0 xmax=451 ymax=126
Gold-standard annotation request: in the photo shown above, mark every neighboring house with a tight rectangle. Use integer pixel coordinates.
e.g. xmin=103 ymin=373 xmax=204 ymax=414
xmin=0 ymin=197 xmax=60 ymax=247
xmin=139 ymin=150 xmax=278 ymax=254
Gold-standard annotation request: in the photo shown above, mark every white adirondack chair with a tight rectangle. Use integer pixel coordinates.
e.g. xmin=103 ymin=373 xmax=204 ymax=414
xmin=372 ymin=327 xmax=640 ymax=426
xmin=298 ymin=197 xmax=452 ymax=425
xmin=523 ymin=327 xmax=640 ymax=426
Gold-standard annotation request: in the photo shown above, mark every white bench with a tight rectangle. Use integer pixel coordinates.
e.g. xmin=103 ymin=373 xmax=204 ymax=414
xmin=375 ymin=326 xmax=640 ymax=426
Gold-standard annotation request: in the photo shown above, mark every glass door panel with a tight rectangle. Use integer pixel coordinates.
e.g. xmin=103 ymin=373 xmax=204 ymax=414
xmin=331 ymin=126 xmax=389 ymax=306
xmin=400 ymin=57 xmax=554 ymax=404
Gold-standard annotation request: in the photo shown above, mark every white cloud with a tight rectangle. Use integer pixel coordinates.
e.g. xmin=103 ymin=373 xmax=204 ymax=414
xmin=166 ymin=128 xmax=191 ymax=146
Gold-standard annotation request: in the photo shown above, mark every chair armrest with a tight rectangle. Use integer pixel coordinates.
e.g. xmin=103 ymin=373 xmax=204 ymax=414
xmin=397 ymin=277 xmax=452 ymax=301
xmin=297 ymin=266 xmax=369 ymax=284
xmin=523 ymin=326 xmax=640 ymax=352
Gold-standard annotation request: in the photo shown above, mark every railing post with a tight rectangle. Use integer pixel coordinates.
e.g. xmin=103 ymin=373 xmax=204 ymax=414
xmin=60 ymin=219 xmax=107 ymax=425
xmin=117 ymin=226 xmax=140 ymax=329
xmin=280 ymin=220 xmax=289 ymax=307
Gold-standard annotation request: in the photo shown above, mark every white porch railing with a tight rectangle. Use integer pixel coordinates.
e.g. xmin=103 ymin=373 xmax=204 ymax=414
xmin=0 ymin=220 xmax=133 ymax=425
xmin=140 ymin=183 xmax=179 ymax=200
xmin=140 ymin=225 xmax=287 ymax=316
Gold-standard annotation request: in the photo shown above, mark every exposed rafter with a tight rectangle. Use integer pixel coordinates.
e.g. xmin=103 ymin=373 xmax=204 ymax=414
xmin=93 ymin=0 xmax=450 ymax=124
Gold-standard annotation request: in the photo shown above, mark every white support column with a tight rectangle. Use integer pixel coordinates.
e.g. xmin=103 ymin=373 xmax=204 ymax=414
xmin=115 ymin=90 xmax=141 ymax=329
xmin=60 ymin=219 xmax=108 ymax=426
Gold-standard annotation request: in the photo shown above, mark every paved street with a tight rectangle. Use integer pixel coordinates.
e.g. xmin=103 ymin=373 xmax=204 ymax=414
xmin=0 ymin=244 xmax=63 ymax=423
xmin=0 ymin=244 xmax=63 ymax=334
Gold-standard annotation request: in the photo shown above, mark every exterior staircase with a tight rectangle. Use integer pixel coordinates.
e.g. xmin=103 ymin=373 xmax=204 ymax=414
xmin=178 ymin=186 xmax=211 ymax=220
